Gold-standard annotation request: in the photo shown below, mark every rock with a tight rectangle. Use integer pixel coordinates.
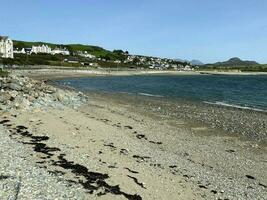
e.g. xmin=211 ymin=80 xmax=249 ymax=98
xmin=0 ymin=92 xmax=11 ymax=103
xmin=20 ymin=98 xmax=31 ymax=110
xmin=12 ymin=96 xmax=31 ymax=110
xmin=28 ymin=95 xmax=36 ymax=102
xmin=14 ymin=102 xmax=20 ymax=109
xmin=0 ymin=104 xmax=8 ymax=111
xmin=54 ymin=91 xmax=65 ymax=102
xmin=8 ymin=90 xmax=19 ymax=99
xmin=9 ymin=83 xmax=22 ymax=91
xmin=0 ymin=74 xmax=86 ymax=112
xmin=33 ymin=92 xmax=39 ymax=99
xmin=44 ymin=89 xmax=54 ymax=94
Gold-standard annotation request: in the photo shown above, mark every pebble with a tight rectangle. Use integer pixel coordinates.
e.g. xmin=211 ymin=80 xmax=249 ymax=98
xmin=0 ymin=126 xmax=86 ymax=199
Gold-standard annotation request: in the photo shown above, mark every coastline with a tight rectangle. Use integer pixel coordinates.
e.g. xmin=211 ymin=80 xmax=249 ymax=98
xmin=198 ymin=70 xmax=267 ymax=75
xmin=12 ymin=68 xmax=201 ymax=81
xmin=9 ymin=68 xmax=267 ymax=82
xmin=1 ymin=71 xmax=266 ymax=199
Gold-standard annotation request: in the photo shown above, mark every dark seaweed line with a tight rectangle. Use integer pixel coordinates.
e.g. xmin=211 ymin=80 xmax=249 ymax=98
xmin=127 ymin=175 xmax=146 ymax=189
xmin=0 ymin=119 xmax=142 ymax=200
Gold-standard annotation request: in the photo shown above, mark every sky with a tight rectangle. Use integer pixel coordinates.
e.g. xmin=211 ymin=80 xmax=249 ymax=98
xmin=1 ymin=0 xmax=267 ymax=63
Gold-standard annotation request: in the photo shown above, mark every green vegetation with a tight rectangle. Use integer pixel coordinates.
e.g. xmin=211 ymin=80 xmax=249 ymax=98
xmin=13 ymin=41 xmax=58 ymax=49
xmin=0 ymin=53 xmax=133 ymax=69
xmin=197 ymin=66 xmax=267 ymax=72
xmin=1 ymin=53 xmax=61 ymax=66
xmin=235 ymin=65 xmax=267 ymax=72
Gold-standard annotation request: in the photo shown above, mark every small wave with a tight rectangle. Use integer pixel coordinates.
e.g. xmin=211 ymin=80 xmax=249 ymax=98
xmin=138 ymin=93 xmax=164 ymax=98
xmin=203 ymin=101 xmax=267 ymax=112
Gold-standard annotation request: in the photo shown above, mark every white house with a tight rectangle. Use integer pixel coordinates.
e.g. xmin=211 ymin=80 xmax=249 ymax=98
xmin=14 ymin=47 xmax=26 ymax=54
xmin=51 ymin=47 xmax=70 ymax=55
xmin=184 ymin=65 xmax=192 ymax=71
xmin=31 ymin=45 xmax=52 ymax=54
xmin=77 ymin=51 xmax=96 ymax=59
xmin=0 ymin=36 xmax=14 ymax=58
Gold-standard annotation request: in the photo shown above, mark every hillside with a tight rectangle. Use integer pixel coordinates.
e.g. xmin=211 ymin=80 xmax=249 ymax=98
xmin=13 ymin=40 xmax=112 ymax=57
xmin=9 ymin=40 xmax=190 ymax=69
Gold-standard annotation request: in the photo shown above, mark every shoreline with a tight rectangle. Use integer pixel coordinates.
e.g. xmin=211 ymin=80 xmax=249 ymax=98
xmin=80 ymin=90 xmax=267 ymax=143
xmin=10 ymin=68 xmax=267 ymax=82
xmin=1 ymin=72 xmax=266 ymax=199
xmin=198 ymin=70 xmax=267 ymax=75
xmin=11 ymin=68 xmax=201 ymax=81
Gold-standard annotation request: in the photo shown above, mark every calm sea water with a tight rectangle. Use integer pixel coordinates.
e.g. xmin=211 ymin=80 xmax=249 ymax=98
xmin=56 ymin=75 xmax=267 ymax=111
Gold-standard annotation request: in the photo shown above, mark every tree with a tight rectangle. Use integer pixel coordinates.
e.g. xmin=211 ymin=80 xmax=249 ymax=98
xmin=113 ymin=49 xmax=124 ymax=54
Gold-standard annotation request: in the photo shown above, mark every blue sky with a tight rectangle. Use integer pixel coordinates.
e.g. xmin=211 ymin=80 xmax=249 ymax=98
xmin=1 ymin=0 xmax=267 ymax=63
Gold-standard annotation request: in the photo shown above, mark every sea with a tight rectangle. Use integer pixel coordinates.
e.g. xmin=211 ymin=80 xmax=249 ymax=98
xmin=55 ymin=75 xmax=267 ymax=112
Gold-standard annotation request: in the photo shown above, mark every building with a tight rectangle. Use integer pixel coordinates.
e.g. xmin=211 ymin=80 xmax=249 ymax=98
xmin=51 ymin=47 xmax=70 ymax=55
xmin=183 ymin=65 xmax=192 ymax=71
xmin=31 ymin=45 xmax=52 ymax=54
xmin=77 ymin=51 xmax=96 ymax=59
xmin=13 ymin=47 xmax=26 ymax=54
xmin=0 ymin=36 xmax=14 ymax=58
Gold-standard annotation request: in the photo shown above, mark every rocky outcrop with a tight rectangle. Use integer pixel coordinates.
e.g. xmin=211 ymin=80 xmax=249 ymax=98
xmin=0 ymin=74 xmax=87 ymax=112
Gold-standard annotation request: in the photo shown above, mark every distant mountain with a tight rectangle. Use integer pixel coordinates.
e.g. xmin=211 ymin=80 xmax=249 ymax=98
xmin=175 ymin=58 xmax=204 ymax=65
xmin=206 ymin=57 xmax=258 ymax=67
xmin=190 ymin=60 xmax=204 ymax=66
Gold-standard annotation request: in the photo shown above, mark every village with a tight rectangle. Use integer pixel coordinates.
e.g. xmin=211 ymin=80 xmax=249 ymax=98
xmin=0 ymin=36 xmax=193 ymax=70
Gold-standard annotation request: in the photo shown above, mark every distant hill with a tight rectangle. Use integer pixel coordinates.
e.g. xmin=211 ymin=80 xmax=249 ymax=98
xmin=13 ymin=40 xmax=112 ymax=57
xmin=175 ymin=58 xmax=203 ymax=65
xmin=190 ymin=60 xmax=204 ymax=66
xmin=197 ymin=57 xmax=267 ymax=72
xmin=205 ymin=57 xmax=259 ymax=67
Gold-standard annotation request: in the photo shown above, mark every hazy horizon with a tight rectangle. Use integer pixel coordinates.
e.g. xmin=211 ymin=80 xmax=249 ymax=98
xmin=1 ymin=0 xmax=266 ymax=64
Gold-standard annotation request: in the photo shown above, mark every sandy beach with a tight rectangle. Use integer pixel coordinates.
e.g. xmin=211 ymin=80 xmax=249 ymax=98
xmin=0 ymin=71 xmax=266 ymax=199
xmin=10 ymin=68 xmax=267 ymax=82
xmin=11 ymin=68 xmax=200 ymax=81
